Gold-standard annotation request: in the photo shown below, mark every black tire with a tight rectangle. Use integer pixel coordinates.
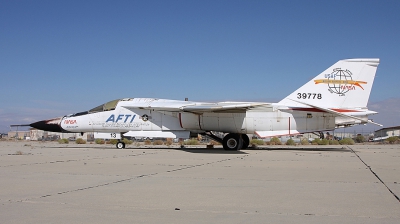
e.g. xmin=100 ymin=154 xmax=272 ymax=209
xmin=223 ymin=134 xmax=243 ymax=151
xmin=242 ymin=134 xmax=250 ymax=149
xmin=116 ymin=142 xmax=125 ymax=149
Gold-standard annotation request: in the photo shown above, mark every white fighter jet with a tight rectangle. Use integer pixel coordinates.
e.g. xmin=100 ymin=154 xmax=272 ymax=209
xmin=29 ymin=58 xmax=381 ymax=150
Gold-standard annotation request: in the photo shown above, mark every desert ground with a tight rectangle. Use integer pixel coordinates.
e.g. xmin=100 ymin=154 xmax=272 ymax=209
xmin=1 ymin=141 xmax=399 ymax=223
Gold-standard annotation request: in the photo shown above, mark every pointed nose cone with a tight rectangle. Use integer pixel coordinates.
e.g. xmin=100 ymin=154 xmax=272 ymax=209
xmin=30 ymin=117 xmax=64 ymax=132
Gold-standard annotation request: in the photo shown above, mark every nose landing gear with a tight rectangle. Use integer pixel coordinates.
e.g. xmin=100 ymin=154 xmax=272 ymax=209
xmin=116 ymin=141 xmax=125 ymax=149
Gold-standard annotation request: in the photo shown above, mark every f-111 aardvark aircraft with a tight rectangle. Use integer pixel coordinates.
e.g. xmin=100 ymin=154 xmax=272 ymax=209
xmin=29 ymin=58 xmax=381 ymax=150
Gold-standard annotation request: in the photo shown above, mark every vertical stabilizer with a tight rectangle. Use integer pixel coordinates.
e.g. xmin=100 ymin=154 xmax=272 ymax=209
xmin=278 ymin=59 xmax=380 ymax=109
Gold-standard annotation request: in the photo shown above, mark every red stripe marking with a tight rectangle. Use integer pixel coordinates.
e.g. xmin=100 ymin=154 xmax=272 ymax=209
xmin=332 ymin=109 xmax=361 ymax=113
xmin=291 ymin=107 xmax=360 ymax=113
xmin=198 ymin=115 xmax=202 ymax=130
xmin=179 ymin=113 xmax=183 ymax=128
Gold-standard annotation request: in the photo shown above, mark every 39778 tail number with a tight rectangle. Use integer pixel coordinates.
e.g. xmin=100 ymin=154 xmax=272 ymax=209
xmin=297 ymin=93 xmax=322 ymax=99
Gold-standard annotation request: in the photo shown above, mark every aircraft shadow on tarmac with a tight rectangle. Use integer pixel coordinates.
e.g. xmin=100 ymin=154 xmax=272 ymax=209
xmin=171 ymin=147 xmax=248 ymax=154
xmin=42 ymin=145 xmax=248 ymax=154
xmin=45 ymin=145 xmax=350 ymax=154
xmin=172 ymin=146 xmax=351 ymax=154
xmin=249 ymin=146 xmax=350 ymax=152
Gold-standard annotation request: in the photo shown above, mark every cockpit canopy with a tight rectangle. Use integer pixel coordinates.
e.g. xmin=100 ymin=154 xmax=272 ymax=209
xmin=89 ymin=98 xmax=134 ymax=113
xmin=89 ymin=99 xmax=119 ymax=113
xmin=68 ymin=98 xmax=134 ymax=117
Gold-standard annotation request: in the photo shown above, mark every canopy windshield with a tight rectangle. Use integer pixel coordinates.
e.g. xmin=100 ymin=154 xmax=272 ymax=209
xmin=89 ymin=99 xmax=120 ymax=113
xmin=88 ymin=98 xmax=133 ymax=113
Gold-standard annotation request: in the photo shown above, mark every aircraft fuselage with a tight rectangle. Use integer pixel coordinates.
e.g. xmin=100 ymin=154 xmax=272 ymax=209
xmin=28 ymin=58 xmax=381 ymax=150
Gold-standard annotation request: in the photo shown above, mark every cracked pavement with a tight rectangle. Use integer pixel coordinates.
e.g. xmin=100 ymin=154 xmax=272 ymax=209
xmin=1 ymin=142 xmax=399 ymax=223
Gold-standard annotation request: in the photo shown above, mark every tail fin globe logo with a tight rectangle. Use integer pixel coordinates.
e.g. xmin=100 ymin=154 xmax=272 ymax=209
xmin=314 ymin=68 xmax=367 ymax=96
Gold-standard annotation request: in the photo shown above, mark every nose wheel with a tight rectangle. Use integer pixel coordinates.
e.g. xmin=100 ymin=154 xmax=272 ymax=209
xmin=116 ymin=141 xmax=125 ymax=149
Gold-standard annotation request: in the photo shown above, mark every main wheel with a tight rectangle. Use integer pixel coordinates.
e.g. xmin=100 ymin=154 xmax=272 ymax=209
xmin=116 ymin=142 xmax=125 ymax=149
xmin=241 ymin=134 xmax=250 ymax=149
xmin=223 ymin=134 xmax=243 ymax=151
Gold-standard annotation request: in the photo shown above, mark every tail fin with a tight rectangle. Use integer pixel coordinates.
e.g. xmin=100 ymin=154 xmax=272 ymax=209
xmin=278 ymin=58 xmax=380 ymax=109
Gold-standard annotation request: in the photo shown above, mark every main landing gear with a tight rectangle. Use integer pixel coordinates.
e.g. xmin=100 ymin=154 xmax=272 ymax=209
xmin=202 ymin=132 xmax=249 ymax=151
xmin=222 ymin=133 xmax=249 ymax=151
xmin=202 ymin=132 xmax=250 ymax=151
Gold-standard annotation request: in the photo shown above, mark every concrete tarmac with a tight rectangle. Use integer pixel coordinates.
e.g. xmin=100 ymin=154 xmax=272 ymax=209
xmin=1 ymin=141 xmax=399 ymax=223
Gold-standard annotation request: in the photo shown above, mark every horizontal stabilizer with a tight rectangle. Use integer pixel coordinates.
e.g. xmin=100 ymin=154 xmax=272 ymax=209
xmin=289 ymin=99 xmax=383 ymax=126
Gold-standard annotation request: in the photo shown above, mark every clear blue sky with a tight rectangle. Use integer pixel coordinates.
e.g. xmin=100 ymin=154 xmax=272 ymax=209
xmin=1 ymin=0 xmax=400 ymax=133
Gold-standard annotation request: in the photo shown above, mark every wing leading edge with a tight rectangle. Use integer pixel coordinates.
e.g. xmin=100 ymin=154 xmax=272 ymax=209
xmin=124 ymin=102 xmax=271 ymax=113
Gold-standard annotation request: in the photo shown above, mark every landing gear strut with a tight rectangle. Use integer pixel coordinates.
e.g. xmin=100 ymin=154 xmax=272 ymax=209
xmin=116 ymin=133 xmax=126 ymax=149
xmin=241 ymin=134 xmax=249 ymax=149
